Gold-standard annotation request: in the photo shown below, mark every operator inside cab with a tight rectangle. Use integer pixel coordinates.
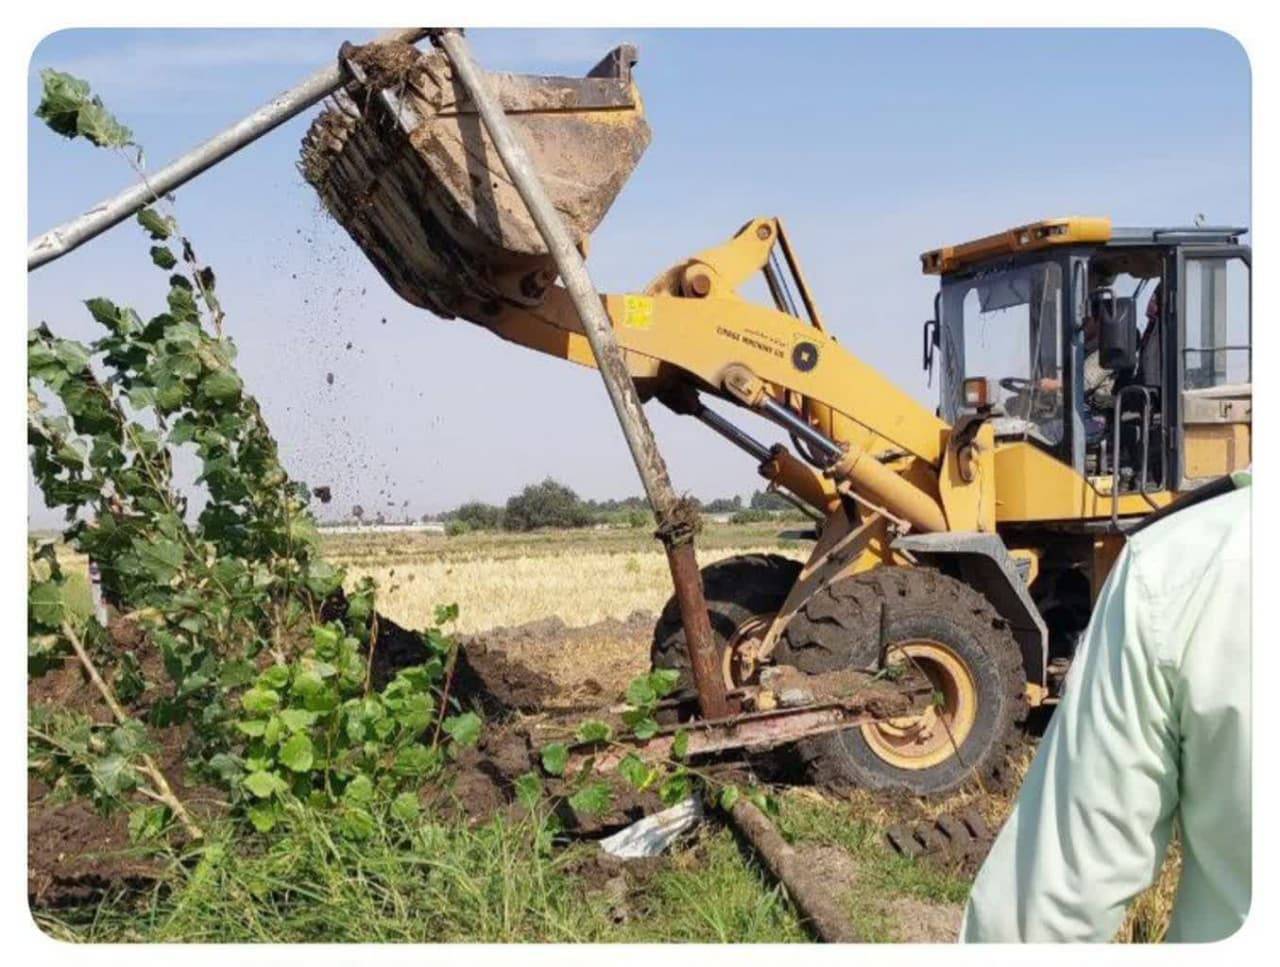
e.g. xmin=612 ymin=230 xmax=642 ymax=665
xmin=1035 ymin=272 xmax=1127 ymax=443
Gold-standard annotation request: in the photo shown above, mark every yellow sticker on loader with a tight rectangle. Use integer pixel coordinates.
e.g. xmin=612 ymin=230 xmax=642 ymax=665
xmin=623 ymin=295 xmax=654 ymax=330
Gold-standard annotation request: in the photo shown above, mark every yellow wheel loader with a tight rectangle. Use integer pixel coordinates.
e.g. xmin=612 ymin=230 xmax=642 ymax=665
xmin=303 ymin=40 xmax=1252 ymax=795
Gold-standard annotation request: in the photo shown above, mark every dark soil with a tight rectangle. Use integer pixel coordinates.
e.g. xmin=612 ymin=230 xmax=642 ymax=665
xmin=457 ymin=612 xmax=654 ymax=711
xmin=26 ymin=627 xmax=220 ymax=908
xmin=453 ymin=639 xmax=559 ymax=716
xmin=564 ymin=850 xmax=668 ymax=926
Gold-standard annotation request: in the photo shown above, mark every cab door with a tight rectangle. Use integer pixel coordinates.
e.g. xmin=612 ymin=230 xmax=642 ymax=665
xmin=1173 ymin=246 xmax=1251 ymax=490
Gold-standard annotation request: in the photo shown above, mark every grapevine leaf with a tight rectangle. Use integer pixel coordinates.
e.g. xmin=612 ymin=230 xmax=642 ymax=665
xmin=279 ymin=708 xmax=317 ymax=732
xmin=625 ymin=676 xmax=656 ymax=708
xmin=671 ymin=729 xmax=690 ymax=759
xmin=134 ymin=538 xmax=184 ymax=583
xmin=303 ymin=561 xmax=342 ymax=598
xmin=75 ymin=98 xmax=134 ymax=148
xmin=649 ymin=668 xmax=681 ymax=698
xmin=91 ymin=754 xmax=139 ymax=796
xmin=35 ymin=69 xmax=91 ymax=138
xmin=128 ymin=805 xmax=168 ymax=842
xmin=247 ymin=802 xmax=280 ymax=832
xmin=337 ymin=806 xmax=375 ymax=840
xmin=442 ymin=711 xmax=481 ymax=747
xmin=618 ymin=753 xmax=655 ymax=791
xmin=198 ymin=370 xmax=242 ymax=404
xmin=659 ymin=772 xmax=691 ymax=806
xmin=343 ymin=774 xmax=374 ymax=804
xmin=240 ymin=687 xmax=280 ymax=716
xmin=28 ymin=581 xmax=66 ymax=628
xmin=631 ymin=716 xmax=659 ymax=740
xmin=242 ymin=769 xmax=286 ymax=799
xmin=514 ymin=772 xmax=543 ymax=809
xmin=258 ymin=664 xmax=289 ymax=690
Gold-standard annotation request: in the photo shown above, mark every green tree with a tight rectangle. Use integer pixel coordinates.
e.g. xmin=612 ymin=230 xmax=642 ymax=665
xmin=703 ymin=495 xmax=743 ymax=514
xmin=749 ymin=489 xmax=791 ymax=511
xmin=504 ymin=478 xmax=592 ymax=531
xmin=447 ymin=501 xmax=505 ymax=531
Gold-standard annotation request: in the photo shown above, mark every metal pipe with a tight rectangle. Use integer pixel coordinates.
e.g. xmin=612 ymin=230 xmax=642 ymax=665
xmin=770 ymin=486 xmax=825 ymax=524
xmin=1110 ymin=385 xmax=1157 ymax=530
xmin=437 ymin=29 xmax=730 ymax=720
xmin=692 ymin=402 xmax=773 ymax=463
xmin=758 ymin=397 xmax=843 ymax=460
xmin=28 ymin=28 xmax=431 ymax=271
xmin=689 ymin=403 xmax=826 ymax=522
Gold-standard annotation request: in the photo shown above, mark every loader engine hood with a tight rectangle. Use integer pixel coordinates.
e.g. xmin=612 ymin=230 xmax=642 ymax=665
xmin=300 ymin=39 xmax=650 ymax=319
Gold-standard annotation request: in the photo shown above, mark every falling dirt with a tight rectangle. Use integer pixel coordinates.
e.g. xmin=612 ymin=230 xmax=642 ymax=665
xmin=347 ymin=39 xmax=423 ymax=94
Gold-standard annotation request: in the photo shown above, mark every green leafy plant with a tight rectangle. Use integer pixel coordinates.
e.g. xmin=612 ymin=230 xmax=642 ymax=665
xmin=529 ymin=667 xmax=777 ymax=829
xmin=27 ymin=70 xmax=476 ymax=841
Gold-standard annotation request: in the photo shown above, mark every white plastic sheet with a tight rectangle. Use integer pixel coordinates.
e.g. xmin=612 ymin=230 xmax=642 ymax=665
xmin=598 ymin=796 xmax=703 ymax=859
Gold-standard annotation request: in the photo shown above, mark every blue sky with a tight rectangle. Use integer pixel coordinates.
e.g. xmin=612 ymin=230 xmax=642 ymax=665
xmin=27 ymin=29 xmax=1250 ymax=524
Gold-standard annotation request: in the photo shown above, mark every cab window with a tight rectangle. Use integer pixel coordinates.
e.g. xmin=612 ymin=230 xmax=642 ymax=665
xmin=1183 ymin=256 xmax=1251 ymax=388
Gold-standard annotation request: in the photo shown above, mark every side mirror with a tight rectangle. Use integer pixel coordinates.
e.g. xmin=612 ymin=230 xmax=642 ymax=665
xmin=1097 ymin=295 xmax=1137 ymax=371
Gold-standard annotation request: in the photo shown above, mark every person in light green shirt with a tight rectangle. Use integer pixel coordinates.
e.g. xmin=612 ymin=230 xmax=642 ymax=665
xmin=961 ymin=480 xmax=1250 ymax=942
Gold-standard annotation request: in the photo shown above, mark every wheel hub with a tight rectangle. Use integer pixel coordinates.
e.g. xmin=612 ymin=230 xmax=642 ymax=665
xmin=722 ymin=613 xmax=774 ymax=687
xmin=861 ymin=638 xmax=977 ymax=770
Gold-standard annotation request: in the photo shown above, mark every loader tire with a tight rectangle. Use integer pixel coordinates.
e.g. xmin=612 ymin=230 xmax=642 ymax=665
xmin=651 ymin=553 xmax=802 ymax=711
xmin=777 ymin=567 xmax=1026 ymax=797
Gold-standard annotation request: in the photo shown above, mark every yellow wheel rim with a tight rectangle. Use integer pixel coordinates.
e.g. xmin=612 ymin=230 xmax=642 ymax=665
xmin=861 ymin=639 xmax=978 ymax=770
xmin=722 ymin=613 xmax=774 ymax=688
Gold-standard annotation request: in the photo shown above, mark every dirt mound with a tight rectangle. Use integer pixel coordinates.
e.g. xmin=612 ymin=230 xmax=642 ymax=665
xmin=27 ymin=784 xmax=162 ymax=908
xmin=456 ymin=612 xmax=654 ymax=712
xmin=26 ymin=633 xmax=219 ymax=908
xmin=356 ymin=607 xmax=653 ymax=715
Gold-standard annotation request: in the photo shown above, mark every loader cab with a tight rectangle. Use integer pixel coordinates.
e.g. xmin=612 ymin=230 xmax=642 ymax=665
xmin=922 ymin=218 xmax=1251 ymax=501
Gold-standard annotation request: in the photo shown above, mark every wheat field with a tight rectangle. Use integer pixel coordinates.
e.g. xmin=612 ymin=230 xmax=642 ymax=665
xmin=332 ymin=538 xmax=808 ymax=633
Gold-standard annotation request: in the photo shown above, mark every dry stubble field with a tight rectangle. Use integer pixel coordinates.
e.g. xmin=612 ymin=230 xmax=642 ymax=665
xmin=323 ymin=520 xmax=810 ymax=633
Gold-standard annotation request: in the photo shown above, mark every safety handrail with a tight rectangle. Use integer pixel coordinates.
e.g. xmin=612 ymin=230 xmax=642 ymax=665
xmin=1110 ymin=385 xmax=1156 ymax=531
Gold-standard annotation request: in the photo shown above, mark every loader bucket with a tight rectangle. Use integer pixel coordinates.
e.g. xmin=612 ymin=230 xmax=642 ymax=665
xmin=300 ymin=40 xmax=650 ymax=319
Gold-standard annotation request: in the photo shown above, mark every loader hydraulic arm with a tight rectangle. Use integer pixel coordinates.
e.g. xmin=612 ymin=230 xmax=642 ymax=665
xmin=453 ymin=218 xmax=987 ymax=534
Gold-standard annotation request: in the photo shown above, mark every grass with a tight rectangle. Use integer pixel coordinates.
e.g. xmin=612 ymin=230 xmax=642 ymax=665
xmin=774 ymin=793 xmax=968 ymax=942
xmin=33 ymin=804 xmax=807 ymax=944
xmin=613 ymin=827 xmax=808 ymax=943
